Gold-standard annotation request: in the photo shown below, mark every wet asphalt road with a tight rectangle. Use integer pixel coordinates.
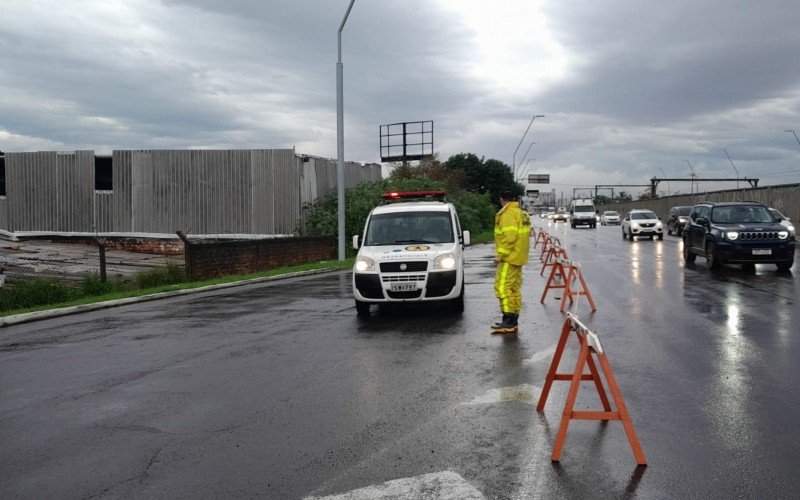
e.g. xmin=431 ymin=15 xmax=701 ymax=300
xmin=1 ymin=221 xmax=799 ymax=499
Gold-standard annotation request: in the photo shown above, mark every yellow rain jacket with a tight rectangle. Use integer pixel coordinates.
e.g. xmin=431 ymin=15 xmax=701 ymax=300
xmin=494 ymin=201 xmax=531 ymax=266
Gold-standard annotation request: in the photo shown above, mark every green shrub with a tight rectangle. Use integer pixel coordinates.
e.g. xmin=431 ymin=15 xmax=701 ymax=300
xmin=81 ymin=274 xmax=124 ymax=296
xmin=0 ymin=278 xmax=78 ymax=312
xmin=135 ymin=261 xmax=187 ymax=289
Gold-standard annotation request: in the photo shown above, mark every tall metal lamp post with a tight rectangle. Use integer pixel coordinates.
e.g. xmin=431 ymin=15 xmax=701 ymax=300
xmin=512 ymin=114 xmax=544 ymax=178
xmin=336 ymin=0 xmax=356 ymax=261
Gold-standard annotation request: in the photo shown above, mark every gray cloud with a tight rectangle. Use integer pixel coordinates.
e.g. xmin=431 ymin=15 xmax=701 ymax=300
xmin=0 ymin=0 xmax=798 ymax=192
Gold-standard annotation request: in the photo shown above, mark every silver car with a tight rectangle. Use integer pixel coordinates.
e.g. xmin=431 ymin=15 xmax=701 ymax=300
xmin=600 ymin=210 xmax=620 ymax=225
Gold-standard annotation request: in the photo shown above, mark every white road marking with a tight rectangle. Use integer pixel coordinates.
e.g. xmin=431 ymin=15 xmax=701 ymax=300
xmin=464 ymin=384 xmax=541 ymax=405
xmin=305 ymin=470 xmax=485 ymax=499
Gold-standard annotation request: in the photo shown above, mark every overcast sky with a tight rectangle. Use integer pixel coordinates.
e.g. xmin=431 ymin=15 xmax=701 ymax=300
xmin=2 ymin=0 xmax=800 ymax=196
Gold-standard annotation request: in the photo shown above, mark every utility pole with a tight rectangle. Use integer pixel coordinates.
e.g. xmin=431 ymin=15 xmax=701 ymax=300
xmin=724 ymin=149 xmax=740 ymax=189
xmin=683 ymin=160 xmax=696 ymax=197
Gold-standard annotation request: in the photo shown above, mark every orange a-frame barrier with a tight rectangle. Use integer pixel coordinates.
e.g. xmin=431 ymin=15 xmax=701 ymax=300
xmin=540 ymin=258 xmax=597 ymax=313
xmin=558 ymin=258 xmax=597 ymax=313
xmin=540 ymin=245 xmax=570 ymax=277
xmin=534 ymin=229 xmax=548 ymax=249
xmin=537 ymin=313 xmax=647 ymax=465
xmin=539 ymin=236 xmax=561 ymax=262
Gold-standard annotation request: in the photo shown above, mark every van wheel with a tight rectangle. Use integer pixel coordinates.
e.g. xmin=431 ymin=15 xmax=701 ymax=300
xmin=355 ymin=300 xmax=371 ymax=316
xmin=450 ymin=281 xmax=465 ymax=312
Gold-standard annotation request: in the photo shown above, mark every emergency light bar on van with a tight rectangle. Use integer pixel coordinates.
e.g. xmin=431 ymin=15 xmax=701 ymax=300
xmin=381 ymin=190 xmax=447 ymax=203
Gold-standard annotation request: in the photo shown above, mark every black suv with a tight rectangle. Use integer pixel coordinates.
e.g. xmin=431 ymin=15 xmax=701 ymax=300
xmin=666 ymin=206 xmax=692 ymax=236
xmin=683 ymin=201 xmax=795 ymax=271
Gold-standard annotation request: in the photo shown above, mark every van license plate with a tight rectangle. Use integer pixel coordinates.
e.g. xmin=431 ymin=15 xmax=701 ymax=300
xmin=752 ymin=249 xmax=772 ymax=255
xmin=390 ymin=283 xmax=417 ymax=292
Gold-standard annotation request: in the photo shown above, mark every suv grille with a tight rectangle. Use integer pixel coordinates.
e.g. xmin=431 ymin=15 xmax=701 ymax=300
xmin=739 ymin=231 xmax=779 ymax=240
xmin=380 ymin=261 xmax=428 ymax=272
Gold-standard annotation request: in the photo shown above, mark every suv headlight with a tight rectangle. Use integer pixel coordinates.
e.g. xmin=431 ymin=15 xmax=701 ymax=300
xmin=355 ymin=256 xmax=375 ymax=272
xmin=726 ymin=231 xmax=739 ymax=241
xmin=433 ymin=252 xmax=456 ymax=270
xmin=778 ymin=231 xmax=789 ymax=240
xmin=678 ymin=217 xmax=687 ymax=222
xmin=656 ymin=221 xmax=663 ymax=228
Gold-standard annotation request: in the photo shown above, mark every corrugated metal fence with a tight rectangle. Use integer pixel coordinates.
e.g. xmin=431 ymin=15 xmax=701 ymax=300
xmin=0 ymin=149 xmax=381 ymax=235
xmin=597 ymin=183 xmax=800 ymax=222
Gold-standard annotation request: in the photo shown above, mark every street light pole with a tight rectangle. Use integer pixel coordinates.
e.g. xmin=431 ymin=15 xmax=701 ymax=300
xmin=683 ymin=160 xmax=696 ymax=197
xmin=336 ymin=0 xmax=356 ymax=261
xmin=723 ymin=148 xmax=740 ymax=189
xmin=512 ymin=114 xmax=544 ymax=178
xmin=785 ymin=129 xmax=800 ymax=146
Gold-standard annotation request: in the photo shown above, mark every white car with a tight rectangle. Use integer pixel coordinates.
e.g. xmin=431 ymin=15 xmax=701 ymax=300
xmin=769 ymin=208 xmax=795 ymax=236
xmin=622 ymin=209 xmax=664 ymax=240
xmin=600 ymin=211 xmax=620 ymax=225
xmin=352 ymin=190 xmax=470 ymax=315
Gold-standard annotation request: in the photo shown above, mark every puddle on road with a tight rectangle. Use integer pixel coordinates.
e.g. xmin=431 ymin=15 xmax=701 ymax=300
xmin=464 ymin=384 xmax=541 ymax=405
xmin=523 ymin=344 xmax=556 ymax=366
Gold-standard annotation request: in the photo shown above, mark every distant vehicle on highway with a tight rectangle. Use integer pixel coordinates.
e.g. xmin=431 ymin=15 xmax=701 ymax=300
xmin=666 ymin=206 xmax=692 ymax=236
xmin=600 ymin=211 xmax=620 ymax=225
xmin=683 ymin=201 xmax=795 ymax=271
xmin=622 ymin=209 xmax=664 ymax=240
xmin=569 ymin=199 xmax=597 ymax=228
xmin=553 ymin=207 xmax=569 ymax=222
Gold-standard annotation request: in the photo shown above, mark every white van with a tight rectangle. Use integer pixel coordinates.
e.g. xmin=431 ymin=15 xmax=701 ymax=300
xmin=352 ymin=191 xmax=470 ymax=315
xmin=570 ymin=199 xmax=597 ymax=228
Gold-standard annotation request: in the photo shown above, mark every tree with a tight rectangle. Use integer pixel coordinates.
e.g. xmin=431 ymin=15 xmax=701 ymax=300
xmin=445 ymin=153 xmax=522 ymax=205
xmin=616 ymin=191 xmax=633 ymax=202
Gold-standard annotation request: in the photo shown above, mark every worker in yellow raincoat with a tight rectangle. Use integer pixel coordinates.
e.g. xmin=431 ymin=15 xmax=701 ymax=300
xmin=491 ymin=190 xmax=531 ymax=334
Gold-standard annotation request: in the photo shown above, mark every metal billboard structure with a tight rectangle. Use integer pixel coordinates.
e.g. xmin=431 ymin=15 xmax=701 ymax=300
xmin=380 ymin=121 xmax=434 ymax=163
xmin=528 ymin=173 xmax=550 ymax=184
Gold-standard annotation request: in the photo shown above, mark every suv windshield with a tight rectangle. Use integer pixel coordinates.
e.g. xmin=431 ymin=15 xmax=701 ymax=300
xmin=631 ymin=212 xmax=657 ymax=220
xmin=365 ymin=211 xmax=453 ymax=245
xmin=711 ymin=205 xmax=774 ymax=224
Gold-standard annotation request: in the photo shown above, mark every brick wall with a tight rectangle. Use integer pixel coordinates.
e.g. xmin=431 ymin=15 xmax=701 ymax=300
xmin=185 ymin=236 xmax=336 ymax=281
xmin=35 ymin=235 xmax=185 ymax=255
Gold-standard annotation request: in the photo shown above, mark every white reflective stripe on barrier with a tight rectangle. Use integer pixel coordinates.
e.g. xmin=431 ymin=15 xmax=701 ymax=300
xmin=566 ymin=313 xmax=603 ymax=354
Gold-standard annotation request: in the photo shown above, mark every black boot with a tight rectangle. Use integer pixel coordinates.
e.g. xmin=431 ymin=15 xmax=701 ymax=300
xmin=491 ymin=314 xmax=518 ymax=334
xmin=492 ymin=314 xmax=509 ymax=328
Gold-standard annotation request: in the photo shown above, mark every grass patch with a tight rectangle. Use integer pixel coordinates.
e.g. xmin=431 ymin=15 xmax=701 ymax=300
xmin=0 ymin=258 xmax=354 ymax=318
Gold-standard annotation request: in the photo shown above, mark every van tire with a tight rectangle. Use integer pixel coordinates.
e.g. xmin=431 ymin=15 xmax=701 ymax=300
xmin=355 ymin=300 xmax=371 ymax=316
xmin=450 ymin=281 xmax=465 ymax=312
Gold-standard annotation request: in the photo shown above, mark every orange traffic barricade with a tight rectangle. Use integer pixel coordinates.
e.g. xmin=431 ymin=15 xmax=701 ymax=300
xmin=537 ymin=313 xmax=647 ymax=465
xmin=558 ymin=258 xmax=597 ymax=313
xmin=534 ymin=229 xmax=548 ymax=249
xmin=540 ymin=245 xmax=570 ymax=277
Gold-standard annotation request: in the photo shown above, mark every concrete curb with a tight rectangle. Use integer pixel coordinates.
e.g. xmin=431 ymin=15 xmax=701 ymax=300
xmin=0 ymin=268 xmax=345 ymax=327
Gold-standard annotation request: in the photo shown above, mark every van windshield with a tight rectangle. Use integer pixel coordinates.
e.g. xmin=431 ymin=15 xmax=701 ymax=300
xmin=574 ymin=205 xmax=594 ymax=213
xmin=365 ymin=211 xmax=454 ymax=245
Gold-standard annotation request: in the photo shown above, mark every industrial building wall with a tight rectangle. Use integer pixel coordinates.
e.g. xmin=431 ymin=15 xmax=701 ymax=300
xmin=129 ymin=150 xmax=255 ymax=234
xmin=4 ymin=151 xmax=94 ymax=232
xmin=2 ymin=149 xmax=382 ymax=236
xmin=0 ymin=199 xmax=7 ymax=232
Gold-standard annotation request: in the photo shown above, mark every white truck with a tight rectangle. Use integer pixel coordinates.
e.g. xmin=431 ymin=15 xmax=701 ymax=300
xmin=570 ymin=199 xmax=597 ymax=228
xmin=351 ymin=190 xmax=470 ymax=315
